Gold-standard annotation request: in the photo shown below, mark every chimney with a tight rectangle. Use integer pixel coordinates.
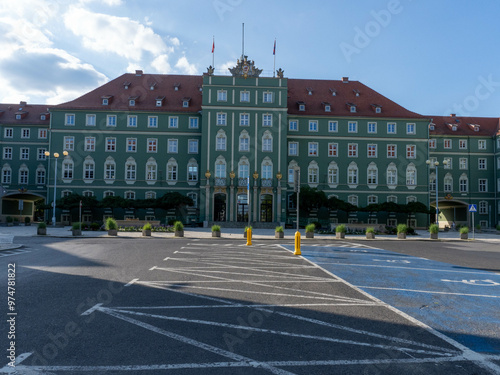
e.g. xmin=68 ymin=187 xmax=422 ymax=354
xmin=20 ymin=101 xmax=27 ymax=107
xmin=135 ymin=70 xmax=143 ymax=76
xmin=341 ymin=77 xmax=349 ymax=83
xmin=450 ymin=113 xmax=456 ymax=117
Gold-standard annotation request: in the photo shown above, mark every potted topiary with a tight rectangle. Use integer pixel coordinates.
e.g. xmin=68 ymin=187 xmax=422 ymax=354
xmin=336 ymin=224 xmax=347 ymax=239
xmin=275 ymin=226 xmax=284 ymax=239
xmin=305 ymin=223 xmax=315 ymax=238
xmin=106 ymin=217 xmax=118 ymax=236
xmin=365 ymin=227 xmax=375 ymax=239
xmin=72 ymin=222 xmax=82 ymax=236
xmin=37 ymin=222 xmax=47 ymax=235
xmin=142 ymin=222 xmax=152 ymax=237
xmin=460 ymin=226 xmax=469 ymax=240
xmin=397 ymin=224 xmax=408 ymax=239
xmin=174 ymin=221 xmax=184 ymax=237
xmin=24 ymin=217 xmax=31 ymax=226
xmin=429 ymin=224 xmax=439 ymax=239
xmin=211 ymin=224 xmax=221 ymax=237
xmin=6 ymin=216 xmax=13 ymax=227
xmin=244 ymin=226 xmax=252 ymax=238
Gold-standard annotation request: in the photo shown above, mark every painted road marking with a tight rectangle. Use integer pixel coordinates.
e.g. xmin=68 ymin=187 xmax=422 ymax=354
xmin=124 ymin=278 xmax=139 ymax=287
xmin=0 ymin=248 xmax=31 ymax=258
xmin=441 ymin=279 xmax=500 ymax=286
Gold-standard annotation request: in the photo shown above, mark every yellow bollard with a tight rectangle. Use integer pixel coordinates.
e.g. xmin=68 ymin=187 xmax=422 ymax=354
xmin=246 ymin=227 xmax=252 ymax=246
xmin=294 ymin=231 xmax=301 ymax=255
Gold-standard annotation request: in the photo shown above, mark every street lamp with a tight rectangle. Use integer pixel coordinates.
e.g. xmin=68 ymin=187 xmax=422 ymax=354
xmin=45 ymin=151 xmax=68 ymax=226
xmin=426 ymin=159 xmax=448 ymax=227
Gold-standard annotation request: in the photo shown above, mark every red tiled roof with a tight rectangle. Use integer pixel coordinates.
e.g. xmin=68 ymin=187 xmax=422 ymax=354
xmin=52 ymin=73 xmax=203 ymax=112
xmin=429 ymin=115 xmax=500 ymax=137
xmin=0 ymin=103 xmax=50 ymax=125
xmin=287 ymin=78 xmax=426 ymax=119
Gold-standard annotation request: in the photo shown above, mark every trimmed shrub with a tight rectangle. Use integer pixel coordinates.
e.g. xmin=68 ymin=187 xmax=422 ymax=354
xmin=106 ymin=217 xmax=118 ymax=230
xmin=305 ymin=223 xmax=316 ymax=233
xmin=429 ymin=224 xmax=439 ymax=234
xmin=37 ymin=222 xmax=47 ymax=229
xmin=275 ymin=226 xmax=284 ymax=233
xmin=365 ymin=227 xmax=375 ymax=234
xmin=335 ymin=224 xmax=347 ymax=233
xmin=173 ymin=221 xmax=184 ymax=231
xmin=143 ymin=222 xmax=153 ymax=231
xmin=397 ymin=223 xmax=408 ymax=234
xmin=211 ymin=225 xmax=221 ymax=232
xmin=72 ymin=222 xmax=81 ymax=230
xmin=460 ymin=226 xmax=469 ymax=234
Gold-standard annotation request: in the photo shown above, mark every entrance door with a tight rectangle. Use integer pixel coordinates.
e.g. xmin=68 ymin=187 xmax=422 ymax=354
xmin=237 ymin=194 xmax=248 ymax=222
xmin=213 ymin=194 xmax=226 ymax=222
xmin=260 ymin=194 xmax=273 ymax=222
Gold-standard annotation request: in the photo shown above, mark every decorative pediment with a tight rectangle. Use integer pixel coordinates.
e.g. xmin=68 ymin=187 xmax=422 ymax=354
xmin=229 ymin=55 xmax=262 ymax=78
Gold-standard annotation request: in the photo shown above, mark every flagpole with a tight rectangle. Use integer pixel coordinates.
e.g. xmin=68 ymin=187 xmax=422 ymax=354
xmin=273 ymin=38 xmax=276 ymax=77
xmin=212 ymin=36 xmax=215 ymax=69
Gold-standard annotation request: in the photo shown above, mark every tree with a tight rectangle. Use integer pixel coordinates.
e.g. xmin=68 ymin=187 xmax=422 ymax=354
xmin=56 ymin=193 xmax=98 ymax=210
xmin=156 ymin=192 xmax=193 ymax=210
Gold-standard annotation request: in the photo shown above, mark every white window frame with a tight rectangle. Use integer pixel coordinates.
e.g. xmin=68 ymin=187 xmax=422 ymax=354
xmin=328 ymin=121 xmax=338 ymax=133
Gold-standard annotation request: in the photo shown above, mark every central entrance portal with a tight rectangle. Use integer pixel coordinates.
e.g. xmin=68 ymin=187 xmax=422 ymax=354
xmin=260 ymin=194 xmax=273 ymax=222
xmin=237 ymin=194 xmax=248 ymax=222
xmin=213 ymin=194 xmax=226 ymax=222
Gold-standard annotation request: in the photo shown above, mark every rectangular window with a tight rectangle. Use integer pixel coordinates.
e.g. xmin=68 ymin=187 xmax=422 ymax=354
xmin=107 ymin=115 xmax=117 ymax=127
xmin=406 ymin=145 xmax=416 ymax=159
xmin=4 ymin=128 xmax=13 ymax=138
xmin=86 ymin=114 xmax=96 ymax=126
xmin=147 ymin=116 xmax=158 ymax=128
xmin=444 ymin=157 xmax=452 ymax=169
xmin=478 ymin=140 xmax=486 ymax=150
xmin=387 ymin=144 xmax=397 ymax=158
xmin=188 ymin=166 xmax=198 ymax=182
xmin=459 ymin=158 xmax=467 ymax=169
xmin=328 ymin=121 xmax=338 ymax=133
xmin=444 ymin=139 xmax=452 ymax=149
xmin=263 ymin=92 xmax=273 ymax=103
xmin=309 ymin=120 xmax=318 ymax=132
xmin=240 ymin=113 xmax=249 ymax=126
xmin=367 ymin=122 xmax=377 ymax=133
xmin=348 ymin=143 xmax=358 ymax=157
xmin=240 ymin=137 xmax=249 ymax=151
xmin=348 ymin=121 xmax=357 ymax=133
xmin=189 ymin=117 xmax=199 ymax=129
xmin=217 ymin=113 xmax=227 ymax=126
xmin=106 ymin=137 xmax=116 ymax=152
xmin=2 ymin=169 xmax=11 ymax=184
xmin=387 ymin=122 xmax=396 ymax=134
xmin=85 ymin=137 xmax=96 ymax=152
xmin=478 ymin=158 xmax=487 ymax=170
xmin=288 ymin=142 xmax=298 ymax=156
xmin=127 ymin=115 xmax=137 ymax=127
xmin=147 ymin=139 xmax=157 ymax=153
xmin=479 ymin=179 xmax=488 ymax=192
xmin=367 ymin=144 xmax=377 ymax=158
xmin=289 ymin=120 xmax=298 ymax=131
xmin=169 ymin=117 xmax=179 ymax=128
xmin=263 ymin=114 xmax=272 ymax=126
xmin=240 ymin=91 xmax=250 ymax=102
xmin=168 ymin=139 xmax=178 ymax=153
xmin=328 ymin=143 xmax=338 ymax=157
xmin=64 ymin=136 xmax=74 ymax=151
xmin=188 ymin=139 xmax=198 ymax=154
xmin=21 ymin=128 xmax=30 ymax=138
xmin=37 ymin=169 xmax=45 ymax=185
xmin=429 ymin=139 xmax=436 ymax=149
xmin=126 ymin=138 xmax=137 ymax=152
xmin=459 ymin=139 xmax=467 ymax=149
xmin=406 ymin=123 xmax=416 ymax=134
xmin=3 ymin=147 xmax=12 ymax=160
xmin=38 ymin=129 xmax=47 ymax=139
xmin=308 ymin=142 xmax=318 ymax=156
xmin=20 ymin=148 xmax=29 ymax=160
xmin=19 ymin=170 xmax=28 ymax=184
xmin=216 ymin=135 xmax=226 ymax=151
xmin=65 ymin=114 xmax=75 ymax=126
xmin=217 ymin=90 xmax=227 ymax=102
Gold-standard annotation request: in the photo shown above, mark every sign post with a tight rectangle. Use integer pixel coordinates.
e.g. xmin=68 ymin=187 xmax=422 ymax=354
xmin=469 ymin=204 xmax=477 ymax=240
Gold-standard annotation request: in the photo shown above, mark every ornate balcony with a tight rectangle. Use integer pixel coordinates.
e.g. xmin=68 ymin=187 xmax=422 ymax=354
xmin=215 ymin=177 xmax=226 ymax=186
xmin=238 ymin=177 xmax=249 ymax=187
xmin=261 ymin=178 xmax=272 ymax=187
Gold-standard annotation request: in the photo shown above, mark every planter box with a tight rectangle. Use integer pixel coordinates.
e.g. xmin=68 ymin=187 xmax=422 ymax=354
xmin=108 ymin=229 xmax=118 ymax=236
xmin=336 ymin=232 xmax=346 ymax=239
xmin=212 ymin=231 xmax=221 ymax=237
xmin=306 ymin=232 xmax=314 ymax=238
xmin=430 ymin=233 xmax=438 ymax=240
xmin=365 ymin=233 xmax=375 ymax=239
xmin=37 ymin=228 xmax=46 ymax=235
xmin=72 ymin=230 xmax=82 ymax=236
xmin=460 ymin=233 xmax=468 ymax=240
xmin=397 ymin=233 xmax=406 ymax=239
xmin=275 ymin=232 xmax=284 ymax=239
xmin=142 ymin=229 xmax=151 ymax=237
xmin=175 ymin=230 xmax=184 ymax=237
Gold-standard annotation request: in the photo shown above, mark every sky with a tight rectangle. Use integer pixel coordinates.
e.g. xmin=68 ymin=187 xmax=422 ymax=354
xmin=2 ymin=0 xmax=500 ymax=118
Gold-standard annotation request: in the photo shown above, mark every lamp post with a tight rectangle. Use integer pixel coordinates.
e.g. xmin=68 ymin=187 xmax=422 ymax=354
xmin=426 ymin=159 xmax=448 ymax=227
xmin=45 ymin=151 xmax=68 ymax=226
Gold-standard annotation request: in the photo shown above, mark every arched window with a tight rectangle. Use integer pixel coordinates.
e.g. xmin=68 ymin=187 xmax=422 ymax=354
xmin=36 ymin=165 xmax=46 ymax=185
xmin=348 ymin=195 xmax=358 ymax=207
xmin=405 ymin=163 xmax=417 ymax=187
xmin=239 ymin=130 xmax=250 ymax=152
xmin=367 ymin=195 xmax=378 ymax=204
xmin=261 ymin=157 xmax=273 ymax=180
xmin=347 ymin=162 xmax=358 ymax=187
xmin=104 ymin=156 xmax=116 ymax=182
xmin=287 ymin=160 xmax=298 ymax=185
xmin=367 ymin=162 xmax=378 ymax=187
xmin=386 ymin=163 xmax=397 ymax=187
xmin=216 ymin=130 xmax=226 ymax=151
xmin=444 ymin=173 xmax=453 ymax=192
xmin=429 ymin=172 xmax=436 ymax=191
xmin=167 ymin=158 xmax=178 ymax=184
xmin=459 ymin=174 xmax=468 ymax=193
xmin=187 ymin=158 xmax=198 ymax=184
xmin=308 ymin=161 xmax=319 ymax=186
xmin=187 ymin=192 xmax=198 ymax=208
xmin=62 ymin=158 xmax=74 ymax=181
xmin=1 ymin=164 xmax=12 ymax=184
xmin=145 ymin=191 xmax=156 ymax=199
xmin=125 ymin=157 xmax=136 ymax=183
xmin=215 ymin=156 xmax=226 ymax=178
xmin=146 ymin=157 xmax=157 ymax=184
xmin=238 ymin=157 xmax=250 ymax=182
xmin=406 ymin=196 xmax=417 ymax=203
xmin=83 ymin=156 xmax=95 ymax=182
xmin=328 ymin=161 xmax=339 ymax=186
xmin=262 ymin=130 xmax=273 ymax=152
xmin=387 ymin=195 xmax=397 ymax=203
xmin=18 ymin=164 xmax=29 ymax=185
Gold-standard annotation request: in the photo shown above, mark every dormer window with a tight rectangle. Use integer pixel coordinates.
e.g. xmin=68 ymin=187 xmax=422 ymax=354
xmin=15 ymin=114 xmax=21 ymax=120
xmin=123 ymin=82 xmax=131 ymax=90
xmin=102 ymin=98 xmax=108 ymax=105
xmin=429 ymin=123 xmax=435 ymax=130
xmin=182 ymin=97 xmax=191 ymax=108
xmin=128 ymin=96 xmax=138 ymax=106
xmin=474 ymin=126 xmax=480 ymax=132
xmin=306 ymin=87 xmax=313 ymax=95
xmin=347 ymin=103 xmax=356 ymax=113
xmin=297 ymin=101 xmax=305 ymax=111
xmin=375 ymin=107 xmax=381 ymax=113
xmin=329 ymin=88 xmax=337 ymax=96
xmin=198 ymin=86 xmax=203 ymax=92
xmin=174 ymin=83 xmax=181 ymax=91
xmin=155 ymin=96 xmax=165 ymax=107
xmin=101 ymin=95 xmax=113 ymax=106
xmin=353 ymin=89 xmax=360 ymax=97
xmin=40 ymin=114 xmax=46 ymax=120
xmin=322 ymin=102 xmax=331 ymax=112
xmin=452 ymin=125 xmax=457 ymax=131
xmin=149 ymin=82 xmax=157 ymax=90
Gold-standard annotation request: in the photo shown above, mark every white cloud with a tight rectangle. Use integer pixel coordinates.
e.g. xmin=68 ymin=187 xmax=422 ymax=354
xmin=151 ymin=55 xmax=172 ymax=74
xmin=175 ymin=56 xmax=197 ymax=75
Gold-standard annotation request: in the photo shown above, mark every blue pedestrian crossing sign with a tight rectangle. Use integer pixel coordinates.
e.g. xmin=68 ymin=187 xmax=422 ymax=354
xmin=468 ymin=204 xmax=477 ymax=212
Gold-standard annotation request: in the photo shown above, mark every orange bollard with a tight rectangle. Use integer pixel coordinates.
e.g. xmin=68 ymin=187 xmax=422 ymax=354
xmin=294 ymin=231 xmax=301 ymax=255
xmin=246 ymin=227 xmax=252 ymax=246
